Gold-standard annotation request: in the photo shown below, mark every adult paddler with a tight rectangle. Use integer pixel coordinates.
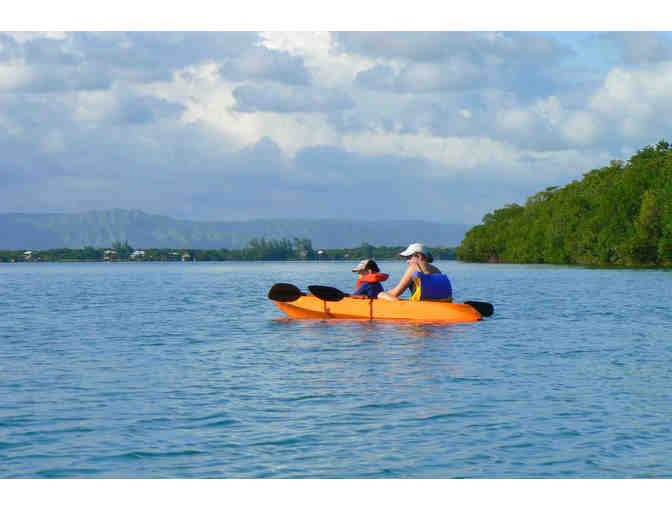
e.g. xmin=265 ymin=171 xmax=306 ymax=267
xmin=377 ymin=243 xmax=453 ymax=302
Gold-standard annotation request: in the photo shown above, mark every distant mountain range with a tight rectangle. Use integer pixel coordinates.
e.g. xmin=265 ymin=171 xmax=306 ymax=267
xmin=0 ymin=209 xmax=470 ymax=250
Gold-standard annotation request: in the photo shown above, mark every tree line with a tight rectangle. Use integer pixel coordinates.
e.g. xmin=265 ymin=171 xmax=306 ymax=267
xmin=1 ymin=237 xmax=457 ymax=263
xmin=457 ymin=141 xmax=672 ymax=267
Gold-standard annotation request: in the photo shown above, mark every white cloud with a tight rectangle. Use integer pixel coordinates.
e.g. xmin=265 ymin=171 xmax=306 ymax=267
xmin=533 ymin=96 xmax=564 ymax=128
xmin=590 ymin=67 xmax=638 ymax=114
xmin=459 ymin=109 xmax=472 ymax=119
xmin=585 ymin=62 xmax=672 ymax=140
xmin=4 ymin=31 xmax=68 ymax=43
xmin=69 ymin=89 xmax=120 ymax=124
xmin=496 ymin=108 xmax=536 ymax=134
xmin=342 ymin=133 xmax=521 ymax=173
xmin=590 ymin=63 xmax=672 ymax=116
xmin=258 ymin=31 xmax=375 ymax=88
xmin=0 ymin=61 xmax=34 ymax=90
xmin=561 ymin=111 xmax=600 ymax=145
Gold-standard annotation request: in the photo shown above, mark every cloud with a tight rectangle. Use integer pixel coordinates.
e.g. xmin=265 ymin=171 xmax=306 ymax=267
xmin=598 ymin=32 xmax=672 ymax=66
xmin=233 ymin=83 xmax=354 ymax=113
xmin=109 ymin=90 xmax=186 ymax=125
xmin=3 ymin=30 xmax=672 ymax=228
xmin=356 ymin=58 xmax=481 ymax=93
xmin=581 ymin=62 xmax=672 ymax=147
xmin=335 ymin=32 xmax=573 ymax=63
xmin=219 ymin=45 xmax=311 ymax=85
xmin=354 ymin=65 xmax=396 ymax=91
xmin=0 ymin=60 xmax=34 ymax=90
xmin=347 ymin=32 xmax=574 ymax=100
xmin=0 ymin=32 xmax=262 ymax=92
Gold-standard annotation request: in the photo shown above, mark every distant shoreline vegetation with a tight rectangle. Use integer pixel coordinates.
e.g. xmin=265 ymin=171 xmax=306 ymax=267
xmin=457 ymin=141 xmax=672 ymax=268
xmin=1 ymin=238 xmax=457 ymax=263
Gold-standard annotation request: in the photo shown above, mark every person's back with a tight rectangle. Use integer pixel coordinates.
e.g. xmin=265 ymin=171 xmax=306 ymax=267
xmin=409 ymin=272 xmax=452 ymax=301
xmin=408 ymin=249 xmax=452 ymax=301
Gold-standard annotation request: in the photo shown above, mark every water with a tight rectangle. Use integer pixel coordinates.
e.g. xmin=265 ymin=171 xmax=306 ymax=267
xmin=1 ymin=260 xmax=672 ymax=478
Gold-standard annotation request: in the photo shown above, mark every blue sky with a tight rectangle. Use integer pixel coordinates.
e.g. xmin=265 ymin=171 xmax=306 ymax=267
xmin=2 ymin=4 xmax=672 ymax=226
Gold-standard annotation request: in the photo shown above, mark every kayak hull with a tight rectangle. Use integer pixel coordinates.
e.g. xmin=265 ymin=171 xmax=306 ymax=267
xmin=273 ymin=295 xmax=482 ymax=322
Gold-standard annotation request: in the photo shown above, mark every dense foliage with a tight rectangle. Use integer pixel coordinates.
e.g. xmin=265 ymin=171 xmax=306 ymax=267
xmin=0 ymin=238 xmax=457 ymax=263
xmin=457 ymin=141 xmax=672 ymax=267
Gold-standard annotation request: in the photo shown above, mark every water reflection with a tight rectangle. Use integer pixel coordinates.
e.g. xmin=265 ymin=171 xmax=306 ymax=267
xmin=271 ymin=317 xmax=463 ymax=342
xmin=267 ymin=317 xmax=468 ymax=385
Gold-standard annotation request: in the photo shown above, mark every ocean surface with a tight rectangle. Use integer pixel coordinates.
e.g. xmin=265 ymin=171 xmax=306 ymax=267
xmin=1 ymin=260 xmax=671 ymax=478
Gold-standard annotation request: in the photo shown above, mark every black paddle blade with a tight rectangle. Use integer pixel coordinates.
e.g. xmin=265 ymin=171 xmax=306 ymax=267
xmin=308 ymin=285 xmax=348 ymax=302
xmin=268 ymin=283 xmax=302 ymax=302
xmin=465 ymin=301 xmax=494 ymax=317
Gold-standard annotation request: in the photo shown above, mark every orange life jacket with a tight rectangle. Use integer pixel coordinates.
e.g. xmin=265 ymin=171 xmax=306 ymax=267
xmin=355 ymin=272 xmax=389 ymax=290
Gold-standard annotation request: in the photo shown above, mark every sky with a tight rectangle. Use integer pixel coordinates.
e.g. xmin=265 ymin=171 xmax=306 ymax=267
xmin=2 ymin=3 xmax=672 ymax=226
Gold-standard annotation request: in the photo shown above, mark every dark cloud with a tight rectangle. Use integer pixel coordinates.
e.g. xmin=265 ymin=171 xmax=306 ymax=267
xmin=334 ymin=32 xmax=572 ymax=63
xmin=2 ymin=32 xmax=262 ymax=92
xmin=113 ymin=93 xmax=185 ymax=125
xmin=233 ymin=83 xmax=354 ymax=113
xmin=69 ymin=32 xmax=259 ymax=73
xmin=23 ymin=36 xmax=81 ymax=66
xmin=0 ymin=33 xmax=23 ymax=61
xmin=235 ymin=137 xmax=289 ymax=172
xmin=354 ymin=65 xmax=397 ymax=91
xmin=596 ymin=32 xmax=672 ymax=66
xmin=1 ymin=33 xmax=312 ymax=93
xmin=219 ymin=46 xmax=311 ymax=85
xmin=347 ymin=32 xmax=573 ymax=99
xmin=333 ymin=32 xmax=472 ymax=61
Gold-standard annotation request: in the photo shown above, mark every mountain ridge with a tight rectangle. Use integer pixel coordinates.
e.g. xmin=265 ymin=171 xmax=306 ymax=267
xmin=1 ymin=209 xmax=470 ymax=250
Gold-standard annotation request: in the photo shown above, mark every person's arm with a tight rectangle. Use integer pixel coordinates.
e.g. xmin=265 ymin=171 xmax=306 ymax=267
xmin=377 ymin=265 xmax=415 ymax=301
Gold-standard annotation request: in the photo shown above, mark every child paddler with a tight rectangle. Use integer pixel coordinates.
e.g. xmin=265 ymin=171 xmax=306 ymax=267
xmin=351 ymin=259 xmax=388 ymax=299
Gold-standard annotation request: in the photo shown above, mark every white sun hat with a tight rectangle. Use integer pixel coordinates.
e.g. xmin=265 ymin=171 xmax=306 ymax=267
xmin=399 ymin=243 xmax=426 ymax=257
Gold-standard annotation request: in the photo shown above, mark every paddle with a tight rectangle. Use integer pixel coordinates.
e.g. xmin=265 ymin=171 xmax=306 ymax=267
xmin=308 ymin=285 xmax=494 ymax=317
xmin=267 ymin=283 xmax=303 ymax=302
xmin=464 ymin=301 xmax=494 ymax=317
xmin=307 ymin=285 xmax=349 ymax=302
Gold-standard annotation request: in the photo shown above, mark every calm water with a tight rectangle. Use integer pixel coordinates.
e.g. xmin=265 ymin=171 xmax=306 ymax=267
xmin=1 ymin=260 xmax=671 ymax=478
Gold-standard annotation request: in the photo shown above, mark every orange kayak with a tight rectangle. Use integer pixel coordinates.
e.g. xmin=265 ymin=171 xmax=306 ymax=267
xmin=273 ymin=294 xmax=483 ymax=322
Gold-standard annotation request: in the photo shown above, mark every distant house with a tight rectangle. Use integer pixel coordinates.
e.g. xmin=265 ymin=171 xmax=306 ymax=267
xmin=24 ymin=251 xmax=33 ymax=261
xmin=130 ymin=250 xmax=145 ymax=259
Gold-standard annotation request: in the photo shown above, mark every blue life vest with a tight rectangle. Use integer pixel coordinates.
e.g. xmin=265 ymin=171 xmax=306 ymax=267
xmin=409 ymin=272 xmax=453 ymax=302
